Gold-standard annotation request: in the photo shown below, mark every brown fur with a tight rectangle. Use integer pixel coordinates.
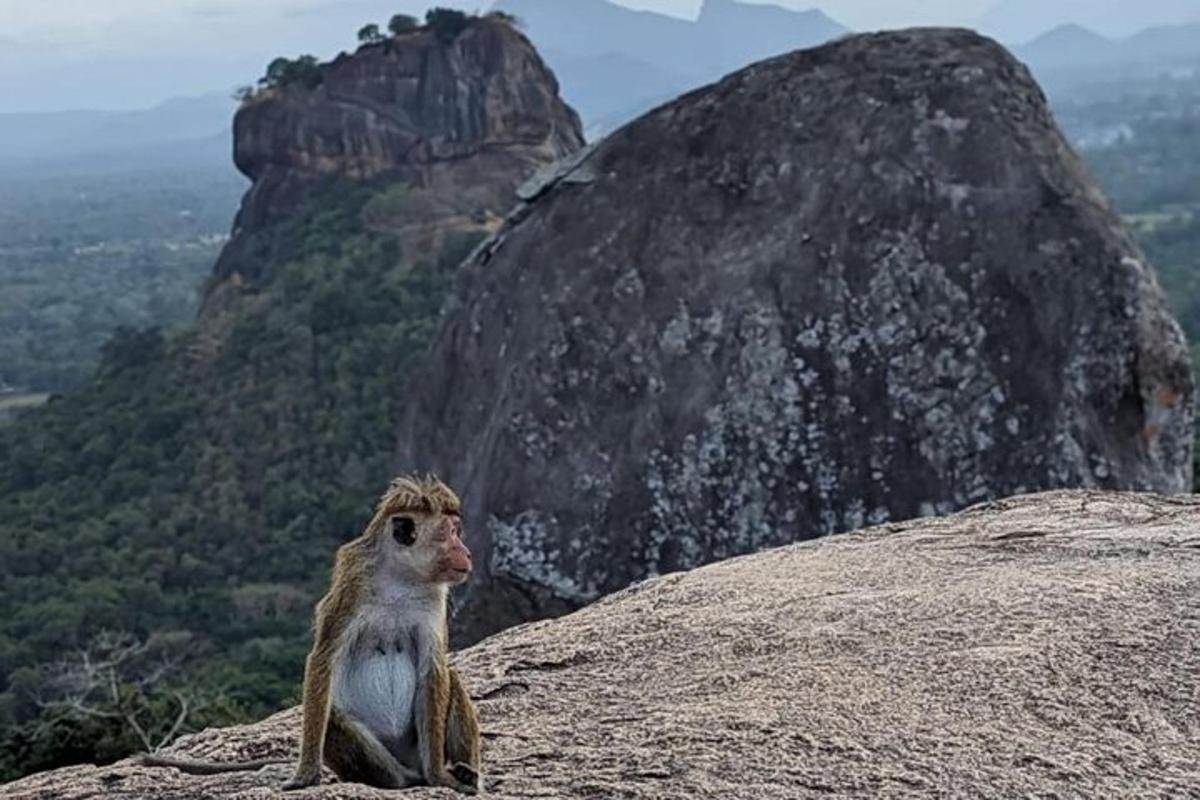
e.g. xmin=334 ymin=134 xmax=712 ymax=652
xmin=284 ymin=474 xmax=481 ymax=793
xmin=142 ymin=477 xmax=480 ymax=793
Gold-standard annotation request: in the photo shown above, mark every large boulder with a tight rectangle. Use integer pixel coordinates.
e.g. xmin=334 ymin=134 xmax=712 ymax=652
xmin=212 ymin=17 xmax=584 ymax=293
xmin=394 ymin=28 xmax=1194 ymax=643
xmin=7 ymin=490 xmax=1199 ymax=798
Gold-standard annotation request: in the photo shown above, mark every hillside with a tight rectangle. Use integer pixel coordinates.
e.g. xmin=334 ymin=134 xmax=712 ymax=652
xmin=0 ymin=95 xmax=232 ymax=168
xmin=0 ymin=14 xmax=582 ymax=781
xmin=6 ymin=490 xmax=1200 ymax=797
xmin=397 ymin=27 xmax=1194 ymax=643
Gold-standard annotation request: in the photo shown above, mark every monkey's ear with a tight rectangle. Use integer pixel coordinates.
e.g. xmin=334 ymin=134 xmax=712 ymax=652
xmin=391 ymin=516 xmax=416 ymax=546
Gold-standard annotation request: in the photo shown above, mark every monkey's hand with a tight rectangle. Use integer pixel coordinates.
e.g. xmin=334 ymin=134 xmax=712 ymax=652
xmin=447 ymin=762 xmax=482 ymax=795
xmin=281 ymin=768 xmax=322 ymax=791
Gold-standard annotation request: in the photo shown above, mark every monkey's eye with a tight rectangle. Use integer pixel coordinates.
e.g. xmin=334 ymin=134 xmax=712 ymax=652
xmin=392 ymin=516 xmax=416 ymax=546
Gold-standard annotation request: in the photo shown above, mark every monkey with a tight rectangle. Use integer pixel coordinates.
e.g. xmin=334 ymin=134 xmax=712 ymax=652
xmin=138 ymin=475 xmax=483 ymax=794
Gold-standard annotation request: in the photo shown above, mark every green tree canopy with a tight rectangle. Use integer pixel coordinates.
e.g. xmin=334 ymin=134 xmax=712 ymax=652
xmin=357 ymin=23 xmax=384 ymax=45
xmin=259 ymin=55 xmax=323 ymax=90
xmin=425 ymin=8 xmax=472 ymax=43
xmin=388 ymin=14 xmax=420 ymax=36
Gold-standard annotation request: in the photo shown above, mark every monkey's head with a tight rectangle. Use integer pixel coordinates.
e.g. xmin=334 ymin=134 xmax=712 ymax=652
xmin=371 ymin=475 xmax=472 ymax=586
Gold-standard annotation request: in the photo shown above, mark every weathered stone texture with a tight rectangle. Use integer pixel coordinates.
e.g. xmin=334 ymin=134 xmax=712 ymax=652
xmin=209 ymin=19 xmax=584 ymax=296
xmin=395 ymin=28 xmax=1194 ymax=643
xmin=7 ymin=491 xmax=1200 ymax=798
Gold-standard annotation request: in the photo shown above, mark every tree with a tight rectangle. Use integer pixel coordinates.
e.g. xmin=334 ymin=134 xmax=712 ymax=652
xmin=259 ymin=55 xmax=324 ymax=91
xmin=425 ymin=8 xmax=472 ymax=44
xmin=487 ymin=10 xmax=523 ymax=28
xmin=261 ymin=56 xmax=294 ymax=88
xmin=289 ymin=55 xmax=324 ymax=90
xmin=357 ymin=23 xmax=384 ymax=45
xmin=388 ymin=13 xmax=419 ymax=36
xmin=32 ymin=632 xmax=204 ymax=755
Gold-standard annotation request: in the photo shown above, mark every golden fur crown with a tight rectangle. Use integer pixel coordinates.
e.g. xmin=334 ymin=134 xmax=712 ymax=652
xmin=375 ymin=475 xmax=461 ymax=518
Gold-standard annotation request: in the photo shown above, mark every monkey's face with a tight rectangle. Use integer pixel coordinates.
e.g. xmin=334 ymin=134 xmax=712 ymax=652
xmin=386 ymin=511 xmax=473 ymax=585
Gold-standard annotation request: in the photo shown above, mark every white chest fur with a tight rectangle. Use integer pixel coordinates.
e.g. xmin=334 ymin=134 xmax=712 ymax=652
xmin=331 ymin=593 xmax=441 ymax=750
xmin=334 ymin=642 xmax=418 ymax=746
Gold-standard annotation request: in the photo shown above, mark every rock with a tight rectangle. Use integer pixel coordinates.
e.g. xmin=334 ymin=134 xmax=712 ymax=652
xmin=393 ymin=28 xmax=1194 ymax=643
xmin=209 ymin=17 xmax=584 ymax=296
xmin=7 ymin=490 xmax=1200 ymax=798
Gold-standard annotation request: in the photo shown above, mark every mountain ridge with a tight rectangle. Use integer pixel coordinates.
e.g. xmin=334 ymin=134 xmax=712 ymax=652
xmin=979 ymin=0 xmax=1200 ymax=42
xmin=493 ymin=0 xmax=847 ymax=131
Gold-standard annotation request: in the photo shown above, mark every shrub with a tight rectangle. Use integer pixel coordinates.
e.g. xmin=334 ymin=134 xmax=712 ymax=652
xmin=258 ymin=55 xmax=323 ymax=91
xmin=357 ymin=23 xmax=384 ymax=45
xmin=388 ymin=14 xmax=420 ymax=36
xmin=487 ymin=10 xmax=523 ymax=28
xmin=425 ymin=8 xmax=472 ymax=44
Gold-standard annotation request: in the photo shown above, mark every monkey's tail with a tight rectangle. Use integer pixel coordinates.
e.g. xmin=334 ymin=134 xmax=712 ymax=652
xmin=137 ymin=753 xmax=292 ymax=774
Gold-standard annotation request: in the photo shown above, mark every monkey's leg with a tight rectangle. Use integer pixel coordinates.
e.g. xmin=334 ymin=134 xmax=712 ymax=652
xmin=446 ymin=668 xmax=483 ymax=794
xmin=324 ymin=708 xmax=424 ymax=789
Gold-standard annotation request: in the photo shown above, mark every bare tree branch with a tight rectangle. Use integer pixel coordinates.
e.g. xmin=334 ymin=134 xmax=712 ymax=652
xmin=30 ymin=629 xmax=203 ymax=753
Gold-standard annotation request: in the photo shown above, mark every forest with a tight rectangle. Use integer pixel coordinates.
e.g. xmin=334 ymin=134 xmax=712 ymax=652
xmin=0 ymin=177 xmax=480 ymax=779
xmin=0 ymin=167 xmax=241 ymax=394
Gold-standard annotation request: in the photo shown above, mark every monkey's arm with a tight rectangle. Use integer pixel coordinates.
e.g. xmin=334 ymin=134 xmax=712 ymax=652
xmin=416 ymin=661 xmax=472 ymax=794
xmin=446 ymin=667 xmax=483 ymax=793
xmin=139 ymin=754 xmax=290 ymax=775
xmin=282 ymin=599 xmax=344 ymax=790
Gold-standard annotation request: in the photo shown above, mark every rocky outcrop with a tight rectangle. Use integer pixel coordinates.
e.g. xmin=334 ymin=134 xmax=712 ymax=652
xmin=394 ymin=28 xmax=1194 ymax=643
xmin=8 ymin=490 xmax=1200 ymax=798
xmin=210 ymin=17 xmax=583 ymax=296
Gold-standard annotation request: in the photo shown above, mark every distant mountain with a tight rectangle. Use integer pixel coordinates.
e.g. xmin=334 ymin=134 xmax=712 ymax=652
xmin=493 ymin=0 xmax=848 ymax=133
xmin=1124 ymin=22 xmax=1200 ymax=60
xmin=1014 ymin=24 xmax=1116 ymax=70
xmin=543 ymin=49 xmax=692 ymax=136
xmin=0 ymin=94 xmax=233 ymax=168
xmin=694 ymin=0 xmax=846 ymax=79
xmin=979 ymin=0 xmax=1200 ymax=43
xmin=1012 ymin=21 xmax=1200 ymax=88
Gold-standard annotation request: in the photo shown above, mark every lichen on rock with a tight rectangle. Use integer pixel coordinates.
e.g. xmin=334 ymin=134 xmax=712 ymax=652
xmin=396 ymin=28 xmax=1194 ymax=644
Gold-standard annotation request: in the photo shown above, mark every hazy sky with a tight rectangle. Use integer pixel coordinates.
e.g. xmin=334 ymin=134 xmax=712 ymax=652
xmin=0 ymin=0 xmax=991 ymax=48
xmin=5 ymin=0 xmax=1196 ymax=54
xmin=618 ymin=0 xmax=987 ymax=28
xmin=0 ymin=0 xmax=1196 ymax=112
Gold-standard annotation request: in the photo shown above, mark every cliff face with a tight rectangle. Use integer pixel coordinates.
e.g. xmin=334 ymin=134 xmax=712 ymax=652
xmin=8 ymin=491 xmax=1200 ymax=798
xmin=211 ymin=18 xmax=583 ymax=295
xmin=395 ymin=28 xmax=1194 ymax=643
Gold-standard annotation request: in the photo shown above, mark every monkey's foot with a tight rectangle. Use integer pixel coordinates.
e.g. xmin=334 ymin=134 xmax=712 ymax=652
xmin=281 ymin=769 xmax=321 ymax=791
xmin=446 ymin=763 xmax=482 ymax=795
